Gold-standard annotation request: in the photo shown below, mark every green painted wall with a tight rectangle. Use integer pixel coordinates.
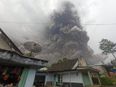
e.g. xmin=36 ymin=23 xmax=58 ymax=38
xmin=18 ymin=68 xmax=36 ymax=87
xmin=18 ymin=68 xmax=29 ymax=87
xmin=82 ymin=72 xmax=92 ymax=87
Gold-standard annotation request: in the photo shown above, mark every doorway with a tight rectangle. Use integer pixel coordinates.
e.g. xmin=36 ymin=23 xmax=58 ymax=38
xmin=34 ymin=75 xmax=45 ymax=87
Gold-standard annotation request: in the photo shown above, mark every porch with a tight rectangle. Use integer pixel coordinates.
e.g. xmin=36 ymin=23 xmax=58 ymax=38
xmin=0 ymin=49 xmax=48 ymax=87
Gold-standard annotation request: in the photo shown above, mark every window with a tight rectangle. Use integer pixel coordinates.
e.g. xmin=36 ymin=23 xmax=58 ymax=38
xmin=54 ymin=74 xmax=62 ymax=86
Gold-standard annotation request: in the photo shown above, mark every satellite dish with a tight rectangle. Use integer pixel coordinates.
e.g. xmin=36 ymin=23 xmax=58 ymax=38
xmin=24 ymin=41 xmax=42 ymax=53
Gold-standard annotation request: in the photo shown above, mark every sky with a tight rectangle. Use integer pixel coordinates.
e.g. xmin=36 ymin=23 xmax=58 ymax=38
xmin=0 ymin=0 xmax=116 ymax=61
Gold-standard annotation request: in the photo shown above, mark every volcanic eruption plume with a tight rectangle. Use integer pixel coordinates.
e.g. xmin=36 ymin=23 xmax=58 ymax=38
xmin=38 ymin=1 xmax=93 ymax=64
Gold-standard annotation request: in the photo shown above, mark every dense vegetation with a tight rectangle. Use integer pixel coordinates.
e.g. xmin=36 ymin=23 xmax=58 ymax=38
xmin=100 ymin=77 xmax=116 ymax=85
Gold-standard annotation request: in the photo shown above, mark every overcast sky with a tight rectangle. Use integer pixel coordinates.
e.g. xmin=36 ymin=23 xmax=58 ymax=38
xmin=0 ymin=0 xmax=116 ymax=58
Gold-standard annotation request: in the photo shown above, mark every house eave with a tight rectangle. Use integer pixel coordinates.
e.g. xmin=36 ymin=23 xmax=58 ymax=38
xmin=38 ymin=67 xmax=99 ymax=73
xmin=0 ymin=48 xmax=48 ymax=68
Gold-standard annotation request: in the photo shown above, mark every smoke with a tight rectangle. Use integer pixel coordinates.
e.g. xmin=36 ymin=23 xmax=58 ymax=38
xmin=0 ymin=0 xmax=51 ymax=43
xmin=0 ymin=0 xmax=105 ymax=64
xmin=37 ymin=1 xmax=94 ymax=64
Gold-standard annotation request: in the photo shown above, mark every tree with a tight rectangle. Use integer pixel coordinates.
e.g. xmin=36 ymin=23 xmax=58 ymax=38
xmin=99 ymin=39 xmax=116 ymax=59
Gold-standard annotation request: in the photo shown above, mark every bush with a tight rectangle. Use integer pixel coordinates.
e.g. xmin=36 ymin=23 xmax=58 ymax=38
xmin=100 ymin=77 xmax=113 ymax=85
xmin=110 ymin=77 xmax=116 ymax=85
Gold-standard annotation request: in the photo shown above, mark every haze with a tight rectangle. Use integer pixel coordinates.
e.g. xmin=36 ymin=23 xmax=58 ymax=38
xmin=0 ymin=0 xmax=116 ymax=62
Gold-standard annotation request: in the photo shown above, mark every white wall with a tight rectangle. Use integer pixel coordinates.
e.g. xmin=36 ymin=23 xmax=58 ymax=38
xmin=45 ymin=71 xmax=84 ymax=84
xmin=45 ymin=73 xmax=54 ymax=82
xmin=62 ymin=72 xmax=83 ymax=84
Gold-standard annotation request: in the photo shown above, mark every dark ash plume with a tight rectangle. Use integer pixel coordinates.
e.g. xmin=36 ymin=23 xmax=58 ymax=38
xmin=38 ymin=1 xmax=93 ymax=64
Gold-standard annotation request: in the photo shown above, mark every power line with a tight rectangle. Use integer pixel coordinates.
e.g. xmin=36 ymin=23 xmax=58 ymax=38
xmin=0 ymin=21 xmax=116 ymax=26
xmin=83 ymin=23 xmax=116 ymax=26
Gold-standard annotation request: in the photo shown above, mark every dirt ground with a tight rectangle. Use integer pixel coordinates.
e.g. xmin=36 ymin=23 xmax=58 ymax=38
xmin=86 ymin=86 xmax=116 ymax=87
xmin=100 ymin=86 xmax=116 ymax=87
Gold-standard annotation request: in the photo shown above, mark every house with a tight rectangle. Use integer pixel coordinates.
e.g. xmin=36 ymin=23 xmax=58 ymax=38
xmin=0 ymin=28 xmax=48 ymax=87
xmin=93 ymin=65 xmax=116 ymax=77
xmin=37 ymin=58 xmax=101 ymax=87
xmin=93 ymin=65 xmax=109 ymax=77
xmin=111 ymin=59 xmax=116 ymax=65
xmin=102 ymin=65 xmax=116 ymax=77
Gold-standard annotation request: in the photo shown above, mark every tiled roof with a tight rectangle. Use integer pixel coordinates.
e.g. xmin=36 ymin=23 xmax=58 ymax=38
xmin=46 ymin=58 xmax=99 ymax=73
xmin=48 ymin=58 xmax=78 ymax=71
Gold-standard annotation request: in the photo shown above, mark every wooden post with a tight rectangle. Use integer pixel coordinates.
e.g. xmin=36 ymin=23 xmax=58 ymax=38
xmin=88 ymin=71 xmax=93 ymax=86
xmin=97 ymin=73 xmax=101 ymax=85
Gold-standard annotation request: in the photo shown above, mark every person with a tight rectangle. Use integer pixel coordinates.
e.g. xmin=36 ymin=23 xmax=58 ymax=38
xmin=0 ymin=84 xmax=3 ymax=87
xmin=5 ymin=83 xmax=13 ymax=87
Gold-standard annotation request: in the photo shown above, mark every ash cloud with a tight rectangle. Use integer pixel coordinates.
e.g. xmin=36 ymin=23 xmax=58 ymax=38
xmin=38 ymin=1 xmax=94 ymax=64
xmin=0 ymin=0 xmax=105 ymax=65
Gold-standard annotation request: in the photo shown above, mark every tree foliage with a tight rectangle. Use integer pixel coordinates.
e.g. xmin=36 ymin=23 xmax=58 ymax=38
xmin=99 ymin=39 xmax=116 ymax=59
xmin=100 ymin=77 xmax=114 ymax=85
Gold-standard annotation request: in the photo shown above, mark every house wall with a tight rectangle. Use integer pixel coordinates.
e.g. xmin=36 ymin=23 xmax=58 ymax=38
xmin=44 ymin=72 xmax=83 ymax=84
xmin=34 ymin=73 xmax=54 ymax=86
xmin=24 ymin=69 xmax=36 ymax=87
xmin=62 ymin=72 xmax=83 ymax=83
xmin=44 ymin=73 xmax=54 ymax=86
xmin=38 ymin=71 xmax=100 ymax=87
xmin=18 ymin=68 xmax=36 ymax=87
xmin=0 ymin=32 xmax=18 ymax=52
xmin=0 ymin=35 xmax=11 ymax=50
xmin=45 ymin=73 xmax=54 ymax=82
xmin=44 ymin=71 xmax=84 ymax=87
xmin=82 ymin=72 xmax=92 ymax=87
